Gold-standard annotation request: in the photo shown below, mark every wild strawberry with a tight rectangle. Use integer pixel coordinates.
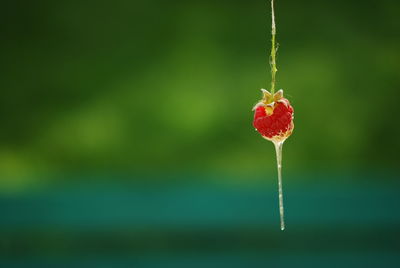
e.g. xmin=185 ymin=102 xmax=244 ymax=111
xmin=253 ymin=89 xmax=294 ymax=142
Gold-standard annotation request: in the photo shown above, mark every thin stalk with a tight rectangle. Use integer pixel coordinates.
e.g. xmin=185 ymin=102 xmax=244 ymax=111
xmin=274 ymin=141 xmax=285 ymax=230
xmin=270 ymin=0 xmax=277 ymax=96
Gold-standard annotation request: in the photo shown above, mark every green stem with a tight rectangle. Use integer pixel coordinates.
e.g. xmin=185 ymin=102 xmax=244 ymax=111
xmin=270 ymin=0 xmax=277 ymax=96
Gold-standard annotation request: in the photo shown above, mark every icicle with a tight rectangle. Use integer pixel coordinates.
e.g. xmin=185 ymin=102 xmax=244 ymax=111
xmin=273 ymin=141 xmax=285 ymax=230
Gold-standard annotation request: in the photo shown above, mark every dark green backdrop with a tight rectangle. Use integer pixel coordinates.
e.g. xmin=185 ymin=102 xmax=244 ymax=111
xmin=1 ymin=0 xmax=399 ymax=266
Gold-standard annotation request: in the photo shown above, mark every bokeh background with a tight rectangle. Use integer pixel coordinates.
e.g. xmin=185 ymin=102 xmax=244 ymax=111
xmin=1 ymin=0 xmax=400 ymax=266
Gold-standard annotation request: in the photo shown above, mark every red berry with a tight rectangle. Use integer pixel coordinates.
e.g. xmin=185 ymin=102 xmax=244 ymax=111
xmin=253 ymin=89 xmax=294 ymax=142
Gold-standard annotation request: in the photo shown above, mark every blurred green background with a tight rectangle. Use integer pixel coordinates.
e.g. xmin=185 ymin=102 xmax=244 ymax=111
xmin=1 ymin=0 xmax=400 ymax=266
